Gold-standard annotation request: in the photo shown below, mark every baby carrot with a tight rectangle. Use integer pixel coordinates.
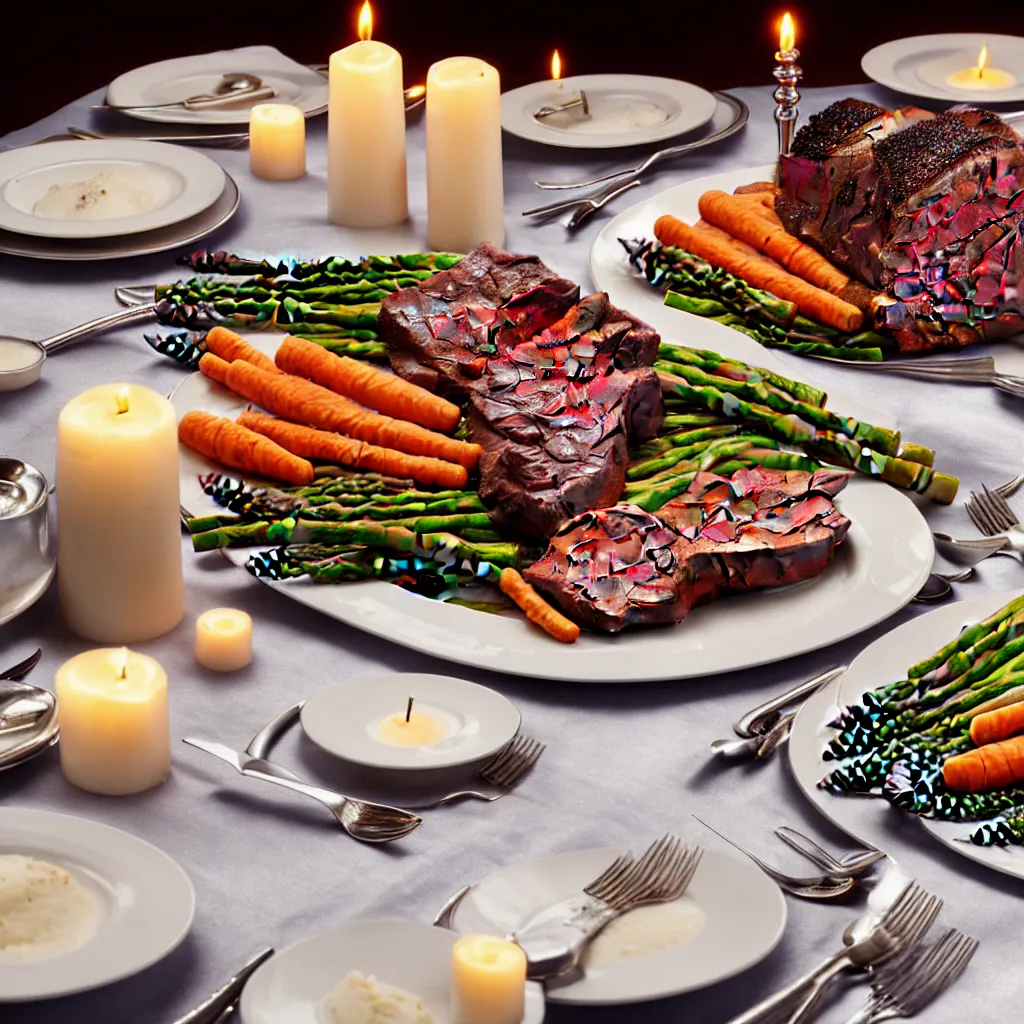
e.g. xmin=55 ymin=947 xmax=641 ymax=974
xmin=204 ymin=326 xmax=279 ymax=374
xmin=499 ymin=567 xmax=581 ymax=644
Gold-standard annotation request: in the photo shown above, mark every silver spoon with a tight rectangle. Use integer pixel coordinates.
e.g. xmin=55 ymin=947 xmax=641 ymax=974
xmin=711 ymin=710 xmax=797 ymax=760
xmin=913 ymin=568 xmax=976 ymax=604
xmin=774 ymin=827 xmax=887 ymax=879
xmin=95 ymin=74 xmax=273 ymax=112
xmin=0 ymin=681 xmax=58 ymax=771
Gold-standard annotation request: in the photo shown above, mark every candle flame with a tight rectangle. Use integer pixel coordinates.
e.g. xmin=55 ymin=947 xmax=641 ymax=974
xmin=978 ymin=42 xmax=989 ymax=78
xmin=357 ymin=0 xmax=372 ymax=41
xmin=779 ymin=12 xmax=796 ymax=53
xmin=115 ymin=386 xmax=130 ymax=415
xmin=406 ymin=84 xmax=425 ymax=100
xmin=551 ymin=50 xmax=562 ymax=82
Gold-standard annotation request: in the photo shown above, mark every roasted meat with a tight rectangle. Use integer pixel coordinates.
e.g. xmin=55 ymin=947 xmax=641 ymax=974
xmin=523 ymin=467 xmax=851 ymax=632
xmin=379 ymin=244 xmax=662 ymax=537
xmin=777 ymin=100 xmax=1024 ymax=351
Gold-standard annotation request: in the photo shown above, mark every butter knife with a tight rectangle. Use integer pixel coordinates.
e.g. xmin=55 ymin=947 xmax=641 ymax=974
xmin=172 ymin=948 xmax=273 ymax=1024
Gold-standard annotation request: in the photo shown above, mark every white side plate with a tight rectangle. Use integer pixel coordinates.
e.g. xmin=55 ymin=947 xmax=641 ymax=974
xmin=0 ymin=808 xmax=195 ymax=1002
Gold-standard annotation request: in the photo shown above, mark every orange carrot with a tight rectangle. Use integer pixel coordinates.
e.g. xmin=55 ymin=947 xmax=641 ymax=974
xmin=499 ymin=567 xmax=581 ymax=644
xmin=223 ymin=360 xmax=482 ymax=469
xmin=942 ymin=734 xmax=1024 ymax=792
xmin=970 ymin=700 xmax=1024 ymax=746
xmin=697 ymin=190 xmax=851 ymax=296
xmin=236 ymin=409 xmax=469 ymax=489
xmin=178 ymin=410 xmax=314 ymax=485
xmin=275 ymin=335 xmax=461 ymax=433
xmin=653 ymin=214 xmax=864 ymax=332
xmin=204 ymin=326 xmax=279 ymax=374
xmin=199 ymin=352 xmax=231 ymax=385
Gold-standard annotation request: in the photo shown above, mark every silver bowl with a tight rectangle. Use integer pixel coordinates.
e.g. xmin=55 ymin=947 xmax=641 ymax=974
xmin=0 ymin=458 xmax=55 ymax=625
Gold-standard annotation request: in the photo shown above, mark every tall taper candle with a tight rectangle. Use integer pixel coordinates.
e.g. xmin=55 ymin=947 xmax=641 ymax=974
xmin=57 ymin=383 xmax=184 ymax=643
xmin=328 ymin=1 xmax=408 ymax=227
xmin=427 ymin=57 xmax=505 ymax=253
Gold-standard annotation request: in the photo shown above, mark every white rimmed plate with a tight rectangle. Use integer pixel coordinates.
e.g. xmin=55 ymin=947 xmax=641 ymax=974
xmin=0 ymin=171 xmax=239 ymax=261
xmin=0 ymin=141 xmax=225 ymax=239
xmin=788 ymin=589 xmax=1024 ymax=882
xmin=106 ymin=46 xmax=329 ymax=125
xmin=172 ymin=331 xmax=934 ymax=682
xmin=862 ymin=33 xmax=1024 ymax=104
xmin=0 ymin=808 xmax=195 ymax=1001
xmin=239 ymin=918 xmax=545 ymax=1024
xmin=300 ymin=673 xmax=521 ymax=771
xmin=451 ymin=845 xmax=786 ymax=1005
xmin=502 ymin=74 xmax=717 ymax=149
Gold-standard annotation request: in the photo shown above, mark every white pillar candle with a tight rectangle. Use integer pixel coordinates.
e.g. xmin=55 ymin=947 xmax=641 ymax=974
xmin=249 ymin=103 xmax=306 ymax=180
xmin=195 ymin=607 xmax=253 ymax=672
xmin=55 ymin=648 xmax=170 ymax=796
xmin=327 ymin=3 xmax=408 ymax=227
xmin=451 ymin=935 xmax=527 ymax=1024
xmin=57 ymin=383 xmax=184 ymax=643
xmin=427 ymin=57 xmax=505 ymax=254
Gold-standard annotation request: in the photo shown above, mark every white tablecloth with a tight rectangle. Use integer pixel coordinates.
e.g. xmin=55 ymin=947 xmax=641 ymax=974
xmin=2 ymin=81 xmax=1022 ymax=1024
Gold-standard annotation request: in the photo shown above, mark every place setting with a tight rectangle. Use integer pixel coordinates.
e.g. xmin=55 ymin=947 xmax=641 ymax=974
xmin=8 ymin=5 xmax=1024 ymax=1022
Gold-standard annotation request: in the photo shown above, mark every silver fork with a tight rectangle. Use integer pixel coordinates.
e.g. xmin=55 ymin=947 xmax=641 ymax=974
xmin=182 ymin=738 xmax=422 ymax=843
xmin=514 ymin=836 xmax=703 ymax=979
xmin=840 ymin=928 xmax=978 ymax=1024
xmin=967 ymin=484 xmax=1023 ymax=537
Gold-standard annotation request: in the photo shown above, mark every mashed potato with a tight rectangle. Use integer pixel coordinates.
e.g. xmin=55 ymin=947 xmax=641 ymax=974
xmin=583 ymin=900 xmax=707 ymax=967
xmin=0 ymin=854 xmax=99 ymax=962
xmin=325 ymin=971 xmax=435 ymax=1024
xmin=33 ymin=167 xmax=171 ymax=221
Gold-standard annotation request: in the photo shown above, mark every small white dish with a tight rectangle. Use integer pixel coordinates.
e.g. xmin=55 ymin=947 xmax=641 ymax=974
xmin=240 ymin=918 xmax=545 ymax=1024
xmin=300 ymin=673 xmax=521 ymax=771
xmin=502 ymin=74 xmax=717 ymax=149
xmin=0 ymin=140 xmax=225 ymax=239
xmin=106 ymin=46 xmax=329 ymax=125
xmin=862 ymin=33 xmax=1024 ymax=103
xmin=451 ymin=845 xmax=786 ymax=1005
xmin=0 ymin=808 xmax=195 ymax=1001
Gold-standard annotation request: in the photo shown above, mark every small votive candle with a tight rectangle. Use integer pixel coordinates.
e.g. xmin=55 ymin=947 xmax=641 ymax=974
xmin=451 ymin=935 xmax=527 ymax=1024
xmin=55 ymin=648 xmax=170 ymax=796
xmin=249 ymin=104 xmax=306 ymax=180
xmin=195 ymin=608 xmax=253 ymax=672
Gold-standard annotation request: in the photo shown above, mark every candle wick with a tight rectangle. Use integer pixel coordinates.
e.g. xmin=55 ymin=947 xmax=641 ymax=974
xmin=405 ymin=695 xmax=414 ymax=723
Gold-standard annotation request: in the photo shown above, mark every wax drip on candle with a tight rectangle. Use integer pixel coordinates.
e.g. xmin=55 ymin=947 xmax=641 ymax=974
xmin=115 ymin=387 xmax=130 ymax=415
xmin=405 ymin=695 xmax=415 ymax=723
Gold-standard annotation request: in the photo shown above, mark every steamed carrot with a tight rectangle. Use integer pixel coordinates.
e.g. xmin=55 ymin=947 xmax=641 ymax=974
xmin=697 ymin=190 xmax=852 ymax=296
xmin=236 ymin=409 xmax=469 ymax=489
xmin=178 ymin=410 xmax=314 ymax=485
xmin=970 ymin=700 xmax=1024 ymax=746
xmin=499 ymin=567 xmax=580 ymax=644
xmin=223 ymin=360 xmax=482 ymax=469
xmin=943 ymin=734 xmax=1024 ymax=792
xmin=653 ymin=214 xmax=863 ymax=332
xmin=204 ymin=326 xmax=279 ymax=374
xmin=275 ymin=335 xmax=461 ymax=433
xmin=199 ymin=352 xmax=231 ymax=385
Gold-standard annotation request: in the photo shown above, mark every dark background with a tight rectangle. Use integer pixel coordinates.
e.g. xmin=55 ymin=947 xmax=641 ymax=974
xmin=4 ymin=2 xmax=1024 ymax=137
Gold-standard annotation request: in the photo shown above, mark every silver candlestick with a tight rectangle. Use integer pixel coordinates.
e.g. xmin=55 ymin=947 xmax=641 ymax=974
xmin=773 ymin=46 xmax=802 ymax=156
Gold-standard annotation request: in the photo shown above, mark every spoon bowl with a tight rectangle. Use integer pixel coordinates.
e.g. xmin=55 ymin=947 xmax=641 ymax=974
xmin=0 ymin=680 xmax=58 ymax=770
xmin=0 ymin=337 xmax=45 ymax=391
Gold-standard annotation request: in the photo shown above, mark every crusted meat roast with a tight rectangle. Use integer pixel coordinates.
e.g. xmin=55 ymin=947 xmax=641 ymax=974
xmin=522 ymin=467 xmax=851 ymax=632
xmin=379 ymin=244 xmax=662 ymax=537
xmin=777 ymin=100 xmax=1024 ymax=351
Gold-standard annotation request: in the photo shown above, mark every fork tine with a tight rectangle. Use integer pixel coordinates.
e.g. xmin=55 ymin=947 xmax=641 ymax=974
xmin=967 ymin=492 xmax=1004 ymax=536
xmin=480 ymin=736 xmax=544 ymax=788
xmin=478 ymin=735 xmax=526 ymax=780
xmin=985 ymin=484 xmax=1021 ymax=528
xmin=584 ymin=853 xmax=636 ymax=901
xmin=978 ymin=486 xmax=1016 ymax=532
xmin=995 ymin=471 xmax=1024 ymax=498
xmin=873 ymin=929 xmax=978 ymax=1015
xmin=966 ymin=497 xmax=996 ymax=536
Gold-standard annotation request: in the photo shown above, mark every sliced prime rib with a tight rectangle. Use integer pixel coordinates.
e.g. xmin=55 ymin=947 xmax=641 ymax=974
xmin=777 ymin=101 xmax=1024 ymax=350
xmin=522 ymin=467 xmax=851 ymax=632
xmin=379 ymin=244 xmax=662 ymax=537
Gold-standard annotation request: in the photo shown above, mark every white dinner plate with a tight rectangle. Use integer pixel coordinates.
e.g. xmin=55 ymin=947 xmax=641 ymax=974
xmin=0 ymin=807 xmax=195 ymax=1001
xmin=172 ymin=332 xmax=934 ymax=683
xmin=0 ymin=141 xmax=225 ymax=239
xmin=240 ymin=919 xmax=545 ymax=1024
xmin=106 ymin=46 xmax=329 ymax=125
xmin=451 ymin=845 xmax=786 ymax=1005
xmin=502 ymin=75 xmax=717 ymax=149
xmin=0 ymin=172 xmax=239 ymax=261
xmin=862 ymin=33 xmax=1024 ymax=104
xmin=300 ymin=673 xmax=521 ymax=771
xmin=788 ymin=590 xmax=1024 ymax=882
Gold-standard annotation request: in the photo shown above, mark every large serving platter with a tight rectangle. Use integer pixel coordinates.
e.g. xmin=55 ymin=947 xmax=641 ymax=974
xmin=172 ymin=334 xmax=934 ymax=684
xmin=788 ymin=590 xmax=1024 ymax=882
xmin=590 ymin=163 xmax=1024 ymax=391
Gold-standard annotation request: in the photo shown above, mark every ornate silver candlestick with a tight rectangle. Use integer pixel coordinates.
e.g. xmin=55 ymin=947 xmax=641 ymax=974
xmin=773 ymin=46 xmax=802 ymax=156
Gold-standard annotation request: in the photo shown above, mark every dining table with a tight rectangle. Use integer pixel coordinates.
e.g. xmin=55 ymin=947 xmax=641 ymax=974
xmin=2 ymin=77 xmax=1022 ymax=1024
